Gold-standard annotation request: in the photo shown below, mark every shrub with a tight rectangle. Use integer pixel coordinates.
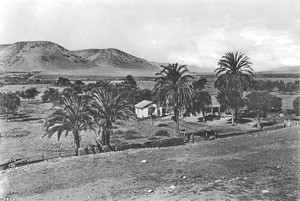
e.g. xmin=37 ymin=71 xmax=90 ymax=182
xmin=148 ymin=136 xmax=159 ymax=140
xmin=157 ymin=123 xmax=168 ymax=127
xmin=123 ymin=131 xmax=142 ymax=140
xmin=154 ymin=130 xmax=170 ymax=137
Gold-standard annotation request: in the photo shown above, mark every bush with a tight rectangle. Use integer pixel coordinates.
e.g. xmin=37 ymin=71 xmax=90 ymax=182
xmin=148 ymin=136 xmax=159 ymax=140
xmin=123 ymin=131 xmax=142 ymax=140
xmin=154 ymin=130 xmax=170 ymax=137
xmin=157 ymin=123 xmax=168 ymax=127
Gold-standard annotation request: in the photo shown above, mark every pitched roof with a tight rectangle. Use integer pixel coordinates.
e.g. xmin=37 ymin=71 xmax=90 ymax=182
xmin=134 ymin=100 xmax=153 ymax=109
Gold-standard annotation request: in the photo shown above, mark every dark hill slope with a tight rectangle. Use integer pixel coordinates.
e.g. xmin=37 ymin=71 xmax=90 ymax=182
xmin=0 ymin=41 xmax=96 ymax=71
xmin=73 ymin=48 xmax=158 ymax=71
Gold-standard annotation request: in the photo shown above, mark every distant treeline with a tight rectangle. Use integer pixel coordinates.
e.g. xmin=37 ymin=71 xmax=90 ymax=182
xmin=252 ymin=80 xmax=299 ymax=93
xmin=254 ymin=73 xmax=300 ymax=79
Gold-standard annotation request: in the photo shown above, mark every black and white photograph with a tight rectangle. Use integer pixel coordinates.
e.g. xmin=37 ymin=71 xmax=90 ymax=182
xmin=0 ymin=0 xmax=299 ymax=200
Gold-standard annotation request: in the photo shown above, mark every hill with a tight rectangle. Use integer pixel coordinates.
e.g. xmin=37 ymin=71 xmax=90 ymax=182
xmin=2 ymin=126 xmax=299 ymax=200
xmin=258 ymin=66 xmax=300 ymax=74
xmin=73 ymin=48 xmax=158 ymax=71
xmin=0 ymin=41 xmax=158 ymax=73
xmin=0 ymin=41 xmax=97 ymax=71
xmin=150 ymin=61 xmax=214 ymax=74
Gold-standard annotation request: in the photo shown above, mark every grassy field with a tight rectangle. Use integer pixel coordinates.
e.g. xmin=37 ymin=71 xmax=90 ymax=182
xmin=0 ymin=73 xmax=298 ymax=163
xmin=0 ymin=98 xmax=256 ymax=164
xmin=0 ymin=73 xmax=299 ymax=200
xmin=1 ymin=126 xmax=299 ymax=200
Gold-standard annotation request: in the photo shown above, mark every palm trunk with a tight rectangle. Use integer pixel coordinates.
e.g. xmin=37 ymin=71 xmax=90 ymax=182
xmin=174 ymin=106 xmax=180 ymax=138
xmin=74 ymin=131 xmax=80 ymax=156
xmin=102 ymin=121 xmax=112 ymax=146
xmin=6 ymin=108 xmax=8 ymax=122
xmin=231 ymin=108 xmax=235 ymax=125
xmin=202 ymin=110 xmax=206 ymax=122
xmin=257 ymin=114 xmax=261 ymax=129
xmin=150 ymin=114 xmax=153 ymax=125
xmin=101 ymin=128 xmax=106 ymax=145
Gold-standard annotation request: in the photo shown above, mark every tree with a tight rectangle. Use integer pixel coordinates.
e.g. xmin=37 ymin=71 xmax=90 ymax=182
xmin=123 ymin=75 xmax=137 ymax=86
xmin=43 ymin=93 xmax=93 ymax=156
xmin=189 ymin=91 xmax=211 ymax=121
xmin=0 ymin=93 xmax=20 ymax=122
xmin=42 ymin=88 xmax=59 ymax=103
xmin=90 ymin=85 xmax=136 ymax=147
xmin=245 ymin=91 xmax=275 ymax=128
xmin=152 ymin=63 xmax=194 ymax=137
xmin=148 ymin=106 xmax=156 ymax=125
xmin=293 ymin=97 xmax=300 ymax=116
xmin=56 ymin=77 xmax=71 ymax=87
xmin=21 ymin=87 xmax=39 ymax=101
xmin=271 ymin=96 xmax=282 ymax=111
xmin=192 ymin=77 xmax=207 ymax=91
xmin=214 ymin=52 xmax=253 ymax=93
xmin=217 ymin=90 xmax=244 ymax=125
xmin=72 ymin=80 xmax=85 ymax=94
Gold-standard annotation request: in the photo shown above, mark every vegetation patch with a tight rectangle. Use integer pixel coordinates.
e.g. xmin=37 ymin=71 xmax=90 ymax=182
xmin=154 ymin=130 xmax=170 ymax=137
xmin=1 ymin=129 xmax=30 ymax=138
xmin=123 ymin=130 xmax=143 ymax=140
xmin=157 ymin=123 xmax=168 ymax=127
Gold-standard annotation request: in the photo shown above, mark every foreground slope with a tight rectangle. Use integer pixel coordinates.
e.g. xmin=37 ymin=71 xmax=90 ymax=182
xmin=0 ymin=41 xmax=96 ymax=71
xmin=1 ymin=126 xmax=299 ymax=201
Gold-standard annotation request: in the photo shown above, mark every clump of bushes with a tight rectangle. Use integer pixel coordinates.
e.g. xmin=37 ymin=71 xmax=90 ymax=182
xmin=1 ymin=129 xmax=30 ymax=138
xmin=148 ymin=136 xmax=159 ymax=140
xmin=154 ymin=130 xmax=170 ymax=137
xmin=157 ymin=123 xmax=168 ymax=127
xmin=123 ymin=130 xmax=142 ymax=140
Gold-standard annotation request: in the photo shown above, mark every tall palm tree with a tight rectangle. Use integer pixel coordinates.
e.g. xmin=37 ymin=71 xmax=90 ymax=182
xmin=214 ymin=52 xmax=253 ymax=93
xmin=90 ymin=85 xmax=136 ymax=147
xmin=43 ymin=93 xmax=93 ymax=156
xmin=153 ymin=63 xmax=194 ymax=137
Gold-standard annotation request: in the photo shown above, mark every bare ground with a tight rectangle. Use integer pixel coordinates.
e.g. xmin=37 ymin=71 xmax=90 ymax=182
xmin=0 ymin=126 xmax=299 ymax=201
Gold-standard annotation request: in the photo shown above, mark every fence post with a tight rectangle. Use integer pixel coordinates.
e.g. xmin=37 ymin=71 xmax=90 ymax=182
xmin=42 ymin=155 xmax=44 ymax=161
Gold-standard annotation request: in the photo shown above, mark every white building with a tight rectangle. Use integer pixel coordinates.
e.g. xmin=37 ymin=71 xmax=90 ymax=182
xmin=205 ymin=96 xmax=221 ymax=115
xmin=134 ymin=100 xmax=162 ymax=118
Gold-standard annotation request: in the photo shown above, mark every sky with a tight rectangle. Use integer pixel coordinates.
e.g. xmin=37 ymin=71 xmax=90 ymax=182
xmin=0 ymin=0 xmax=299 ymax=71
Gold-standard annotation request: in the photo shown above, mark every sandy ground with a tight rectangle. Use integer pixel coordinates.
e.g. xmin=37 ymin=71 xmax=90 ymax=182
xmin=0 ymin=126 xmax=299 ymax=201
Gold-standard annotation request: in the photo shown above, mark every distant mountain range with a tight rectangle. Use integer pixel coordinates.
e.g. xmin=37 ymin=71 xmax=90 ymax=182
xmin=0 ymin=41 xmax=298 ymax=75
xmin=258 ymin=66 xmax=300 ymax=74
xmin=0 ymin=41 xmax=158 ymax=73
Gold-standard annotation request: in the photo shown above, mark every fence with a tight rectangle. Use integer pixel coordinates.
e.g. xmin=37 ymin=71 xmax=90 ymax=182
xmin=0 ymin=138 xmax=185 ymax=170
xmin=0 ymin=123 xmax=288 ymax=171
xmin=0 ymin=151 xmax=74 ymax=170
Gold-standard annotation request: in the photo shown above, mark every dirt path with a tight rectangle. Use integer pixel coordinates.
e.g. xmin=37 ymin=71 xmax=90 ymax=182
xmin=1 ymin=126 xmax=299 ymax=201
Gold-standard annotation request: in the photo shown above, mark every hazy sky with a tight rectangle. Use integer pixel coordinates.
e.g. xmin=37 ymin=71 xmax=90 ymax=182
xmin=0 ymin=0 xmax=299 ymax=71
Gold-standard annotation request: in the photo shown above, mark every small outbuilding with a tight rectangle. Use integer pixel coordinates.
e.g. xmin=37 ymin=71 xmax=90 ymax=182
xmin=205 ymin=96 xmax=221 ymax=116
xmin=283 ymin=116 xmax=300 ymax=127
xmin=134 ymin=100 xmax=162 ymax=119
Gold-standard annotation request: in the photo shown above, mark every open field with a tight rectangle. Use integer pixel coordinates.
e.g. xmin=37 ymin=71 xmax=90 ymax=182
xmin=0 ymin=73 xmax=299 ymax=163
xmin=0 ymin=98 xmax=257 ymax=164
xmin=1 ymin=126 xmax=299 ymax=200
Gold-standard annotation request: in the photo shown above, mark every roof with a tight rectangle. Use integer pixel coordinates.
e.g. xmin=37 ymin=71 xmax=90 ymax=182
xmin=134 ymin=100 xmax=153 ymax=109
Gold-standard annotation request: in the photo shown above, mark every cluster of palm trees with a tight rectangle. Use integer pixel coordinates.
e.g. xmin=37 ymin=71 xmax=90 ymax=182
xmin=43 ymin=83 xmax=136 ymax=156
xmin=44 ymin=51 xmax=254 ymax=155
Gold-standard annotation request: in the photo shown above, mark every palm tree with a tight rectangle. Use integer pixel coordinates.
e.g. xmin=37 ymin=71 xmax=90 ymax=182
xmin=43 ymin=93 xmax=93 ymax=156
xmin=214 ymin=52 xmax=253 ymax=125
xmin=153 ymin=63 xmax=194 ymax=137
xmin=214 ymin=52 xmax=253 ymax=93
xmin=90 ymin=85 xmax=136 ymax=147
